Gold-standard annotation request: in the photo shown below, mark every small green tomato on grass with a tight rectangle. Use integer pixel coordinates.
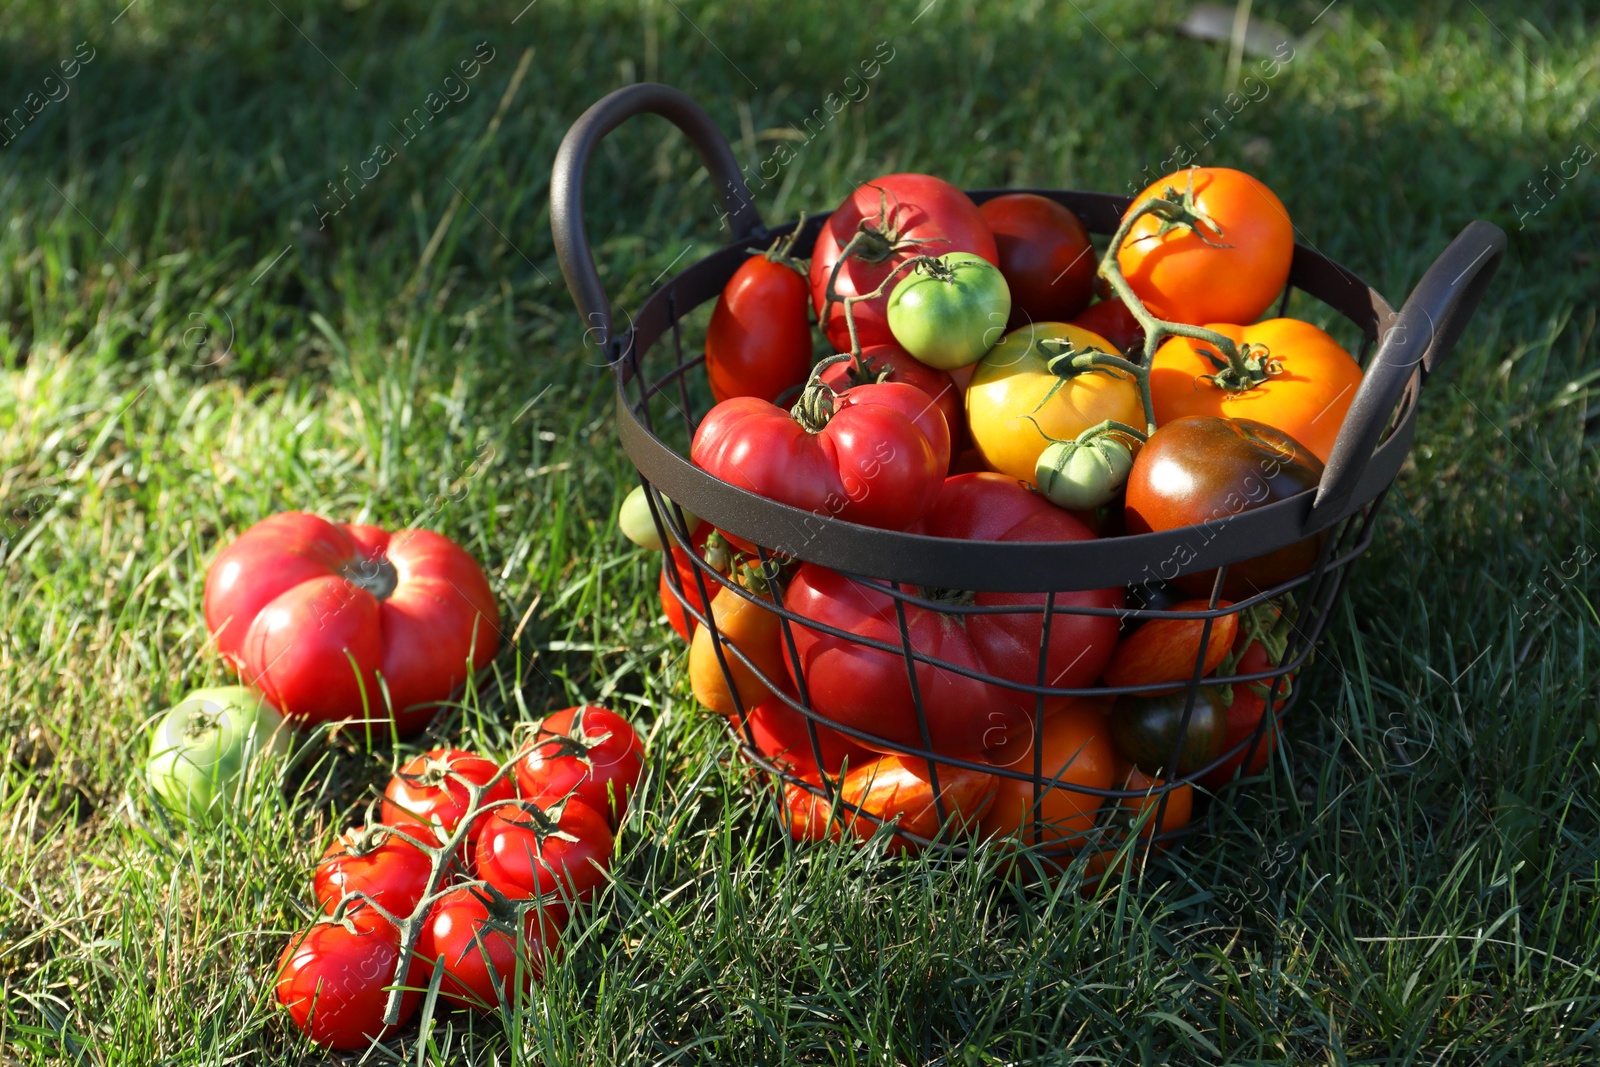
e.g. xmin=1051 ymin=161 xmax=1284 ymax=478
xmin=887 ymin=252 xmax=1012 ymax=370
xmin=145 ymin=685 xmax=293 ymax=822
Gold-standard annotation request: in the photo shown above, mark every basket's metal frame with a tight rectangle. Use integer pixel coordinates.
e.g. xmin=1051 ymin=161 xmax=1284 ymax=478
xmin=552 ymin=83 xmax=1505 ymax=855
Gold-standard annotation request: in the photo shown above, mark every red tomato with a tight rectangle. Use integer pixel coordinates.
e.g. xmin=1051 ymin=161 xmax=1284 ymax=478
xmin=513 ymin=705 xmax=644 ymax=829
xmin=810 ymin=173 xmax=998 ymax=352
xmin=313 ymin=824 xmax=437 ymax=923
xmin=816 ymin=343 xmax=963 ymax=455
xmin=381 ymin=749 xmax=515 ymax=842
xmin=835 ymin=755 xmax=997 ymax=854
xmin=979 ymin=193 xmax=1095 ymax=327
xmin=1199 ymin=635 xmax=1289 ymax=788
xmin=660 ymin=523 xmax=729 ymax=642
xmin=705 ymin=252 xmax=812 ymax=404
xmin=1116 ymin=167 xmax=1294 ymax=328
xmin=275 ymin=908 xmax=423 ymax=1050
xmin=690 ymin=381 xmax=951 ymax=532
xmin=738 ymin=697 xmax=873 ymax=777
xmin=416 ymin=886 xmax=562 ymax=1013
xmin=1070 ymin=297 xmax=1146 ymax=356
xmin=203 ymin=513 xmax=499 ymax=733
xmin=782 ymin=776 xmax=836 ymax=843
xmin=783 ymin=473 xmax=1123 ymax=758
xmin=475 ymin=797 xmax=613 ymax=906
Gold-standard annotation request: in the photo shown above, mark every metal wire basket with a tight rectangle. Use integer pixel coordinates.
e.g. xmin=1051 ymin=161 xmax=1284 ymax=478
xmin=550 ymin=83 xmax=1505 ymax=858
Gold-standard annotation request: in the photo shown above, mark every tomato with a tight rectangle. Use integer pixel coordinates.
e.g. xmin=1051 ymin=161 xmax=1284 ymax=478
xmin=1123 ymin=416 xmax=1326 ymax=599
xmin=1102 ymin=599 xmax=1237 ymax=692
xmin=979 ymin=193 xmax=1095 ymax=327
xmin=144 ymin=686 xmax=291 ymax=822
xmin=979 ymin=700 xmax=1116 ymax=853
xmin=275 ymin=908 xmax=423 ymax=1050
xmin=618 ymin=485 xmax=698 ymax=552
xmin=660 ymin=523 xmax=729 ymax=642
xmin=784 ymin=473 xmax=1123 ymax=758
xmin=475 ymin=797 xmax=613 ymax=906
xmin=416 ymin=886 xmax=562 ymax=1013
xmin=1116 ymin=763 xmax=1192 ymax=840
xmin=1115 ymin=167 xmax=1294 ymax=328
xmin=1034 ymin=434 xmax=1135 ymax=511
xmin=1199 ymin=632 xmax=1290 ymax=788
xmin=810 ymin=173 xmax=998 ymax=352
xmin=1149 ymin=318 xmax=1362 ymax=464
xmin=203 ymin=514 xmax=499 ymax=733
xmin=314 ymin=824 xmax=436 ymax=922
xmin=1070 ymin=297 xmax=1145 ymax=356
xmin=818 ymin=342 xmax=964 ymax=452
xmin=739 ymin=697 xmax=873 ymax=777
xmin=689 ymin=575 xmax=789 ymax=716
xmin=381 ymin=749 xmax=515 ymax=842
xmin=886 ymin=252 xmax=1011 ymax=370
xmin=965 ymin=322 xmax=1144 ymax=487
xmin=835 ymin=755 xmax=997 ymax=854
xmin=705 ymin=251 xmax=813 ymax=404
xmin=1109 ymin=691 xmax=1224 ymax=776
xmin=782 ymin=777 xmax=837 ymax=843
xmin=691 ymin=381 xmax=951 ymax=532
xmin=513 ymin=705 xmax=644 ymax=829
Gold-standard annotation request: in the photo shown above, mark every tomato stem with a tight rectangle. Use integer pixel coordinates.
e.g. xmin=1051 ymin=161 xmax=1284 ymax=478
xmin=339 ymin=553 xmax=399 ymax=600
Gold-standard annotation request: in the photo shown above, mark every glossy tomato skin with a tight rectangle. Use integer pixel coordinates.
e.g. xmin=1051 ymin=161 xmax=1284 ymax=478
xmin=1102 ymin=599 xmax=1237 ymax=693
xmin=979 ymin=699 xmax=1116 ymax=853
xmin=784 ymin=474 xmax=1123 ymax=758
xmin=381 ymin=749 xmax=515 ymax=842
xmin=965 ymin=322 xmax=1144 ymax=487
xmin=203 ymin=513 xmax=499 ymax=733
xmin=313 ymin=825 xmax=436 ymax=922
xmin=817 ymin=343 xmax=963 ymax=452
xmin=810 ymin=173 xmax=998 ymax=352
xmin=706 ymin=254 xmax=813 ymax=404
xmin=739 ymin=697 xmax=873 ymax=777
xmin=1149 ymin=319 xmax=1363 ymax=464
xmin=979 ymin=193 xmax=1095 ymax=327
xmin=513 ymin=706 xmax=644 ymax=829
xmin=1109 ymin=692 xmax=1225 ymax=776
xmin=1070 ymin=297 xmax=1146 ymax=357
xmin=691 ymin=382 xmax=951 ymax=532
xmin=885 ymin=252 xmax=1012 ymax=370
xmin=689 ymin=580 xmax=789 ymax=716
xmin=1116 ymin=167 xmax=1294 ymax=327
xmin=475 ymin=798 xmax=613 ymax=907
xmin=660 ymin=523 xmax=726 ymax=642
xmin=416 ymin=887 xmax=561 ymax=1012
xmin=275 ymin=908 xmax=423 ymax=1050
xmin=835 ymin=755 xmax=997 ymax=854
xmin=1123 ymin=416 xmax=1326 ymax=600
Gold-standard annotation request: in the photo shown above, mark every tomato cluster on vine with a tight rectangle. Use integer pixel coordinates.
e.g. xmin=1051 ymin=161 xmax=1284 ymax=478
xmin=274 ymin=707 xmax=643 ymax=1050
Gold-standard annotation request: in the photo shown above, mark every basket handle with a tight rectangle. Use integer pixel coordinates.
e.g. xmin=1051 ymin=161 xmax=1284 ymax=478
xmin=550 ymin=83 xmax=765 ymax=354
xmin=1310 ymin=219 xmax=1505 ymax=524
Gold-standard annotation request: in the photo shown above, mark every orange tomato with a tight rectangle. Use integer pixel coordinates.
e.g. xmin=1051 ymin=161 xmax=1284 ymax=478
xmin=836 ymin=755 xmax=997 ymax=854
xmin=689 ymin=580 xmax=788 ymax=716
xmin=1102 ymin=599 xmax=1237 ymax=692
xmin=1149 ymin=318 xmax=1362 ymax=463
xmin=1116 ymin=167 xmax=1293 ymax=328
xmin=979 ymin=700 xmax=1116 ymax=853
xmin=1116 ymin=763 xmax=1192 ymax=841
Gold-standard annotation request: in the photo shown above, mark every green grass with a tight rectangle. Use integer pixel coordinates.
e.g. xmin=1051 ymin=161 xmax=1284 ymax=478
xmin=3 ymin=0 xmax=1599 ymax=1062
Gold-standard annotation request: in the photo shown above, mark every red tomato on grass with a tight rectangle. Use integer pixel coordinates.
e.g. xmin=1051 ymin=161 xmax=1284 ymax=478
xmin=381 ymin=748 xmax=515 ymax=843
xmin=513 ymin=705 xmax=644 ymax=828
xmin=203 ymin=513 xmax=499 ymax=733
xmin=475 ymin=797 xmax=614 ymax=907
xmin=275 ymin=907 xmax=423 ymax=1050
xmin=313 ymin=824 xmax=437 ymax=923
xmin=415 ymin=886 xmax=561 ymax=1013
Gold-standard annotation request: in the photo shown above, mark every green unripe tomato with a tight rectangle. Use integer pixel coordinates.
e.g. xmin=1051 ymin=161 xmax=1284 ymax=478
xmin=887 ymin=252 xmax=1012 ymax=370
xmin=618 ymin=484 xmax=698 ymax=551
xmin=145 ymin=686 xmax=293 ymax=822
xmin=1035 ymin=436 xmax=1134 ymax=510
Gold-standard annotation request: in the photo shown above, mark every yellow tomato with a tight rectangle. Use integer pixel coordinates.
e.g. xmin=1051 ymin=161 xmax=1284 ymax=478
xmin=965 ymin=322 xmax=1144 ymax=485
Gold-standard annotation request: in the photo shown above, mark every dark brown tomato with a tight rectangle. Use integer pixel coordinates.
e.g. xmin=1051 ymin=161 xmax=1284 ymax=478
xmin=979 ymin=193 xmax=1095 ymax=327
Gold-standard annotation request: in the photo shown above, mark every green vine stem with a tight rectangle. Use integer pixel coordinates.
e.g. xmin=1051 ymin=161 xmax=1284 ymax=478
xmin=824 ymin=251 xmax=942 ymax=365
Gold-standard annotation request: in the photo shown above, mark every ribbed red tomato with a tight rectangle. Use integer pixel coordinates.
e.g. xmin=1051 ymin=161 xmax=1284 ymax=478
xmin=783 ymin=473 xmax=1123 ymax=758
xmin=816 ymin=343 xmax=962 ymax=455
xmin=810 ymin=173 xmax=997 ymax=352
xmin=203 ymin=513 xmax=499 ymax=732
xmin=660 ymin=522 xmax=729 ymax=642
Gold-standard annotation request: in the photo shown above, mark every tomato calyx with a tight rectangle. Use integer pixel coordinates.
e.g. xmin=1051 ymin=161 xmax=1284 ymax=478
xmin=789 ymin=355 xmax=855 ymax=433
xmin=749 ymin=216 xmax=809 ymax=276
xmin=497 ymin=798 xmax=584 ymax=845
xmin=1138 ymin=171 xmax=1232 ymax=249
xmin=1192 ymin=340 xmax=1284 ymax=393
xmin=1212 ymin=600 xmax=1296 ymax=707
xmin=848 ymin=184 xmax=951 ymax=265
